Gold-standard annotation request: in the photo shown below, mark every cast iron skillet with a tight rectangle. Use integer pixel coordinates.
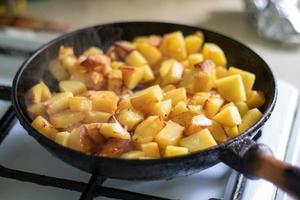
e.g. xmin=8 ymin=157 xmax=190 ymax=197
xmin=9 ymin=22 xmax=300 ymax=198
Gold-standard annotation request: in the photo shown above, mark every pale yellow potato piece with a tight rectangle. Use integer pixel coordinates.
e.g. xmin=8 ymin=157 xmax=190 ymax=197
xmin=160 ymin=31 xmax=187 ymax=60
xmin=160 ymin=59 xmax=183 ymax=85
xmin=125 ymin=50 xmax=148 ymax=67
xmin=28 ymin=81 xmax=52 ymax=103
xmin=215 ymin=75 xmax=246 ymax=102
xmin=185 ymin=34 xmax=204 ymax=55
xmin=61 ymin=55 xmax=77 ymax=74
xmin=90 ymin=91 xmax=119 ymax=114
xmin=239 ymin=108 xmax=263 ymax=133
xmin=69 ymin=96 xmax=91 ymax=112
xmin=59 ymin=80 xmax=87 ymax=95
xmin=111 ymin=61 xmax=125 ymax=69
xmin=202 ymin=43 xmax=227 ymax=67
xmin=107 ymin=69 xmax=123 ymax=94
xmin=55 ymin=131 xmax=71 ymax=146
xmin=246 ymin=90 xmax=266 ymax=109
xmin=186 ymin=114 xmax=212 ymax=135
xmin=208 ymin=121 xmax=227 ymax=143
xmin=204 ymin=95 xmax=224 ymax=118
xmin=121 ymin=151 xmax=145 ymax=159
xmin=136 ymin=42 xmax=162 ymax=65
xmin=141 ymin=142 xmax=160 ymax=158
xmin=99 ymin=123 xmax=131 ymax=140
xmin=170 ymin=111 xmax=195 ymax=128
xmin=220 ymin=102 xmax=235 ymax=111
xmin=216 ymin=67 xmax=228 ymax=79
xmin=130 ymin=85 xmax=163 ymax=113
xmin=32 ymin=116 xmax=58 ymax=139
xmin=27 ymin=103 xmax=45 ymax=120
xmin=141 ymin=65 xmax=155 ymax=83
xmin=133 ymin=116 xmax=165 ymax=144
xmin=189 ymin=92 xmax=210 ymax=106
xmin=213 ymin=106 xmax=241 ymax=127
xmin=162 ymin=84 xmax=177 ymax=92
xmin=121 ymin=66 xmax=144 ymax=89
xmin=225 ymin=126 xmax=239 ymax=138
xmin=117 ymin=108 xmax=144 ymax=130
xmin=82 ymin=46 xmax=103 ymax=56
xmin=155 ymin=120 xmax=184 ymax=149
xmin=68 ymin=126 xmax=84 ymax=152
xmin=165 ymin=145 xmax=189 ymax=157
xmin=179 ymin=129 xmax=217 ymax=152
xmin=187 ymin=105 xmax=202 ymax=115
xmin=49 ymin=110 xmax=85 ymax=129
xmin=163 ymin=87 xmax=187 ymax=106
xmin=170 ymin=101 xmax=189 ymax=117
xmin=148 ymin=99 xmax=172 ymax=118
xmin=228 ymin=67 xmax=255 ymax=91
xmin=45 ymin=92 xmax=73 ymax=115
xmin=235 ymin=101 xmax=249 ymax=117
xmin=84 ymin=111 xmax=111 ymax=123
xmin=49 ymin=59 xmax=69 ymax=81
xmin=188 ymin=53 xmax=203 ymax=67
xmin=118 ymin=95 xmax=132 ymax=111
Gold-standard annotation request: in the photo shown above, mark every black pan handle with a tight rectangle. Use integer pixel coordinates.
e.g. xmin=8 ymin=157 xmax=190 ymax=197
xmin=0 ymin=85 xmax=12 ymax=101
xmin=221 ymin=137 xmax=300 ymax=199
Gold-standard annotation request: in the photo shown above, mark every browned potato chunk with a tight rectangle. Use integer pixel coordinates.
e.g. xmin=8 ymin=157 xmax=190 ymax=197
xmin=159 ymin=59 xmax=183 ymax=85
xmin=28 ymin=81 xmax=52 ymax=103
xmin=204 ymin=94 xmax=224 ymax=118
xmin=107 ymin=69 xmax=123 ymax=95
xmin=133 ymin=116 xmax=165 ymax=144
xmin=99 ymin=122 xmax=130 ymax=140
xmin=84 ymin=123 xmax=105 ymax=144
xmin=59 ymin=80 xmax=87 ymax=95
xmin=27 ymin=103 xmax=45 ymax=120
xmin=117 ymin=108 xmax=144 ymax=130
xmin=49 ymin=110 xmax=85 ymax=129
xmin=89 ymin=91 xmax=119 ymax=114
xmin=69 ymin=96 xmax=91 ymax=112
xmin=45 ymin=92 xmax=73 ymax=115
xmin=32 ymin=116 xmax=58 ymax=139
xmin=121 ymin=66 xmax=144 ymax=89
xmin=185 ymin=114 xmax=212 ymax=135
xmin=170 ymin=101 xmax=189 ymax=117
xmin=148 ymin=99 xmax=172 ymax=118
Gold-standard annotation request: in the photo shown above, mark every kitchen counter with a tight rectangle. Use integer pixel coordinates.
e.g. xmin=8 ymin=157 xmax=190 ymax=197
xmin=25 ymin=0 xmax=300 ymax=89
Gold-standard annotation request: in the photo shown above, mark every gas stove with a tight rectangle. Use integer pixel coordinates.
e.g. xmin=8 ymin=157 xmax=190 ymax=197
xmin=0 ymin=28 xmax=299 ymax=200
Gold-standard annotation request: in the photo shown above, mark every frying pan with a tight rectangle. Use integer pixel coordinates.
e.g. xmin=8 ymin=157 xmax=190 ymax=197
xmin=6 ymin=22 xmax=300 ymax=198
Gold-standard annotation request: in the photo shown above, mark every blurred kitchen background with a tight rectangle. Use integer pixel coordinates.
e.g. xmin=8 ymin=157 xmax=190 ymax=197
xmin=0 ymin=0 xmax=299 ymax=90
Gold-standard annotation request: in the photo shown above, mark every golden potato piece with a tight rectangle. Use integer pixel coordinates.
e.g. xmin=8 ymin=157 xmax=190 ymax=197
xmin=213 ymin=106 xmax=241 ymax=127
xmin=121 ymin=66 xmax=144 ymax=89
xmin=216 ymin=66 xmax=228 ymax=79
xmin=59 ymin=80 xmax=87 ymax=95
xmin=133 ymin=116 xmax=165 ymax=144
xmin=246 ymin=90 xmax=265 ymax=109
xmin=185 ymin=114 xmax=212 ymax=135
xmin=55 ymin=131 xmax=71 ymax=146
xmin=155 ymin=120 xmax=184 ymax=149
xmin=121 ymin=151 xmax=145 ymax=159
xmin=215 ymin=75 xmax=246 ymax=102
xmin=69 ymin=96 xmax=91 ymax=112
xmin=165 ymin=145 xmax=189 ymax=157
xmin=90 ymin=91 xmax=119 ymax=114
xmin=189 ymin=92 xmax=210 ymax=106
xmin=141 ymin=142 xmax=160 ymax=158
xmin=163 ymin=87 xmax=187 ymax=106
xmin=49 ymin=59 xmax=69 ymax=81
xmin=160 ymin=59 xmax=183 ymax=85
xmin=49 ymin=110 xmax=85 ymax=129
xmin=99 ymin=122 xmax=130 ymax=140
xmin=170 ymin=101 xmax=189 ymax=117
xmin=208 ymin=121 xmax=227 ymax=143
xmin=185 ymin=33 xmax=204 ymax=55
xmin=225 ymin=126 xmax=239 ymax=138
xmin=160 ymin=31 xmax=187 ymax=60
xmin=84 ymin=123 xmax=105 ymax=144
xmin=141 ymin=65 xmax=155 ymax=83
xmin=84 ymin=111 xmax=111 ymax=123
xmin=239 ymin=108 xmax=263 ymax=133
xmin=27 ymin=103 xmax=45 ymax=120
xmin=179 ymin=129 xmax=217 ymax=152
xmin=45 ymin=92 xmax=73 ymax=115
xmin=235 ymin=101 xmax=249 ymax=117
xmin=204 ymin=95 xmax=224 ymax=118
xmin=28 ymin=81 xmax=52 ymax=104
xmin=125 ymin=50 xmax=148 ymax=67
xmin=202 ymin=43 xmax=227 ymax=67
xmin=136 ymin=42 xmax=162 ymax=65
xmin=107 ymin=69 xmax=123 ymax=95
xmin=32 ymin=116 xmax=58 ymax=139
xmin=227 ymin=67 xmax=255 ymax=91
xmin=148 ymin=99 xmax=172 ymax=118
xmin=188 ymin=53 xmax=203 ymax=67
xmin=117 ymin=108 xmax=144 ymax=130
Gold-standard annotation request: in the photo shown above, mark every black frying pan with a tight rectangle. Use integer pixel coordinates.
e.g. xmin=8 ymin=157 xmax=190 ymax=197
xmin=6 ymin=22 xmax=300 ymax=199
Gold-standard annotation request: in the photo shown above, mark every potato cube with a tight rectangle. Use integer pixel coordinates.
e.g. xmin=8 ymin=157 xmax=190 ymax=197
xmin=189 ymin=92 xmax=210 ymax=106
xmin=148 ymin=99 xmax=172 ymax=118
xmin=136 ymin=42 xmax=162 ymax=65
xmin=215 ymin=75 xmax=246 ymax=102
xmin=133 ymin=116 xmax=165 ymax=144
xmin=49 ymin=110 xmax=85 ymax=129
xmin=121 ymin=66 xmax=144 ymax=89
xmin=216 ymin=67 xmax=228 ymax=79
xmin=220 ymin=102 xmax=235 ymax=111
xmin=171 ymin=111 xmax=195 ymax=128
xmin=141 ymin=65 xmax=155 ymax=83
xmin=188 ymin=53 xmax=203 ymax=67
xmin=227 ymin=67 xmax=255 ymax=92
xmin=118 ymin=95 xmax=132 ymax=111
xmin=90 ymin=91 xmax=119 ymax=114
xmin=160 ymin=59 xmax=183 ymax=85
xmin=49 ymin=59 xmax=69 ymax=81
xmin=61 ymin=55 xmax=77 ymax=74
xmin=235 ymin=101 xmax=249 ymax=117
xmin=160 ymin=31 xmax=187 ymax=60
xmin=111 ymin=61 xmax=125 ymax=69
xmin=202 ymin=43 xmax=227 ymax=67
xmin=59 ymin=80 xmax=87 ymax=95
xmin=121 ymin=151 xmax=145 ymax=159
xmin=239 ymin=108 xmax=263 ymax=133
xmin=99 ymin=123 xmax=130 ymax=140
xmin=225 ymin=126 xmax=239 ymax=138
xmin=107 ymin=69 xmax=123 ymax=94
xmin=170 ymin=101 xmax=189 ymax=116
xmin=186 ymin=114 xmax=212 ymax=135
xmin=162 ymin=84 xmax=177 ymax=92
xmin=125 ymin=50 xmax=148 ymax=67
xmin=213 ymin=106 xmax=242 ymax=127
xmin=204 ymin=95 xmax=224 ymax=118
xmin=155 ymin=120 xmax=184 ymax=149
xmin=45 ymin=92 xmax=73 ymax=115
xmin=180 ymin=60 xmax=189 ymax=68
xmin=68 ymin=126 xmax=85 ymax=152
xmin=208 ymin=121 xmax=227 ymax=143
xmin=84 ymin=123 xmax=105 ymax=144
xmin=31 ymin=116 xmax=58 ymax=139
xmin=28 ymin=81 xmax=52 ymax=103
xmin=165 ymin=145 xmax=189 ymax=157
xmin=27 ymin=103 xmax=45 ymax=120
xmin=246 ymin=90 xmax=265 ymax=109
xmin=84 ymin=111 xmax=111 ymax=123
xmin=163 ymin=87 xmax=187 ymax=106
xmin=55 ymin=131 xmax=71 ymax=146
xmin=117 ymin=108 xmax=144 ymax=130
xmin=141 ymin=142 xmax=160 ymax=158
xmin=130 ymin=85 xmax=163 ymax=113
xmin=187 ymin=105 xmax=202 ymax=115
xmin=185 ymin=33 xmax=204 ymax=55
xmin=179 ymin=129 xmax=217 ymax=152
xmin=69 ymin=96 xmax=91 ymax=112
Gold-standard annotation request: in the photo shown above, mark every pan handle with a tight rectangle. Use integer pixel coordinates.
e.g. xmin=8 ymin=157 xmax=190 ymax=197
xmin=0 ymin=85 xmax=12 ymax=101
xmin=221 ymin=137 xmax=300 ymax=199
